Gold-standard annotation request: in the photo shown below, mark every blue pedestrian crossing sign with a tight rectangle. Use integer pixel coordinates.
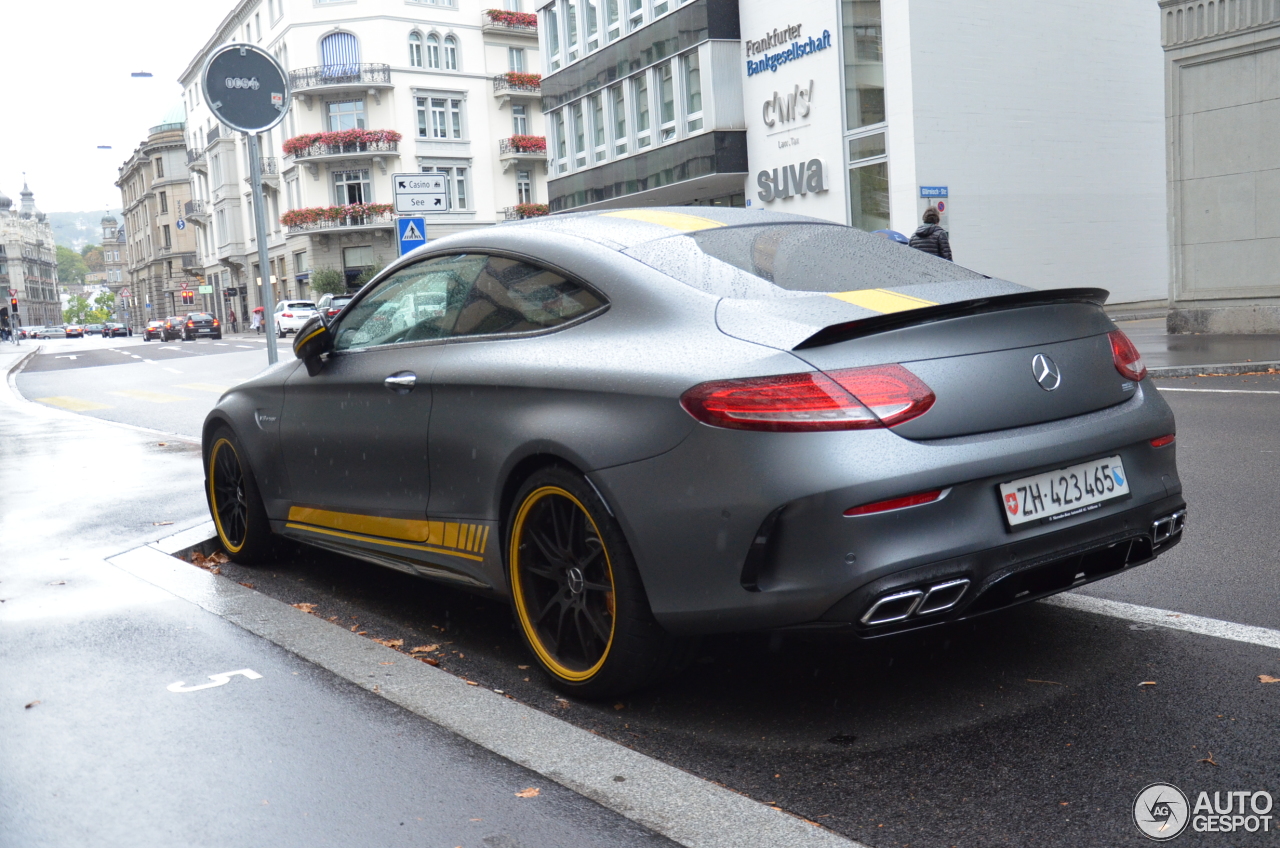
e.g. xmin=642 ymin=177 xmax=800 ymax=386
xmin=397 ymin=217 xmax=426 ymax=256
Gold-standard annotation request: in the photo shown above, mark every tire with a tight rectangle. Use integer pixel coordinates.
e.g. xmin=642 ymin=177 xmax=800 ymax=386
xmin=206 ymin=427 xmax=276 ymax=564
xmin=507 ymin=467 xmax=683 ymax=699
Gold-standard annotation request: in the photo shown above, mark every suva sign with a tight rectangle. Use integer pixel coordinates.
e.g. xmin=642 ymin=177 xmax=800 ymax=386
xmin=757 ymin=159 xmax=829 ymax=202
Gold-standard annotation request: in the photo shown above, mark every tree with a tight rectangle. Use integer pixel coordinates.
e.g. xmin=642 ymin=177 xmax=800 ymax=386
xmin=93 ymin=291 xmax=116 ymax=322
xmin=82 ymin=245 xmax=105 ymax=273
xmin=63 ymin=294 xmax=93 ymax=324
xmin=352 ymin=262 xmax=386 ymax=289
xmin=309 ymin=268 xmax=347 ymax=297
xmin=56 ymin=245 xmax=89 ymax=286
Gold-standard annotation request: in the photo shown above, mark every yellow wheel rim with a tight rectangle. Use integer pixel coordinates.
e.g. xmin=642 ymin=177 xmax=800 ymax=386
xmin=208 ymin=438 xmax=247 ymax=554
xmin=510 ymin=486 xmax=616 ymax=682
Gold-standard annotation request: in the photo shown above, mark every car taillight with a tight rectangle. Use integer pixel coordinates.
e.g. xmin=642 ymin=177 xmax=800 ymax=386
xmin=1150 ymin=434 xmax=1176 ymax=448
xmin=845 ymin=489 xmax=944 ymax=517
xmin=212 ymin=319 xmax=219 ymax=326
xmin=1109 ymin=329 xmax=1147 ymax=381
xmin=283 ymin=312 xmax=293 ymax=318
xmin=187 ymin=321 xmax=194 ymax=327
xmin=680 ymin=364 xmax=934 ymax=432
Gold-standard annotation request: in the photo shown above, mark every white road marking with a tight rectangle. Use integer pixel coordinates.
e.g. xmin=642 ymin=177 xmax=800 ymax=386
xmin=142 ymin=359 xmax=157 ymax=364
xmin=163 ymin=368 xmax=183 ymax=374
xmin=236 ymin=345 xmax=254 ymax=349
xmin=54 ymin=355 xmax=77 ymax=360
xmin=1159 ymin=388 xmax=1280 ymax=395
xmin=167 ymin=668 xmax=262 ymax=693
xmin=129 ymin=354 xmax=141 ymax=359
xmin=1044 ymin=594 xmax=1280 ymax=651
xmin=214 ymin=343 xmax=228 ymax=346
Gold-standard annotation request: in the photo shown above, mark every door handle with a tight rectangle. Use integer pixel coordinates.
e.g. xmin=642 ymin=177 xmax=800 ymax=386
xmin=384 ymin=372 xmax=417 ymax=394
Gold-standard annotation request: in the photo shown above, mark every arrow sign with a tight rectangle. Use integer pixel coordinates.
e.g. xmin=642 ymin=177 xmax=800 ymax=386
xmin=392 ymin=172 xmax=449 ymax=214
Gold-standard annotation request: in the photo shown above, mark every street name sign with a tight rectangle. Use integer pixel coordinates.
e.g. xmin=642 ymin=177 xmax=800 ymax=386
xmin=393 ymin=173 xmax=449 ymax=213
xmin=397 ymin=217 xmax=427 ymax=256
xmin=919 ymin=186 xmax=949 ymax=199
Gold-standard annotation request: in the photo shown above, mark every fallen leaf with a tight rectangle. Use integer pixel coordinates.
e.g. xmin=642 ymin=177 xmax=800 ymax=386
xmin=614 ymin=702 xmax=625 ymax=710
xmin=465 ymin=680 xmax=479 ymax=686
xmin=157 ymin=442 xmax=167 ymax=446
xmin=1139 ymin=681 xmax=1157 ymax=686
xmin=372 ymin=638 xmax=404 ymax=649
xmin=152 ymin=521 xmax=173 ymax=526
xmin=1259 ymin=675 xmax=1280 ymax=684
xmin=356 ymin=631 xmax=367 ymax=635
xmin=1060 ymin=802 xmax=1070 ymax=806
xmin=421 ymin=658 xmax=440 ymax=666
xmin=208 ymin=552 xmax=229 ymax=564
xmin=515 ymin=787 xmax=540 ymax=798
xmin=209 ymin=567 xmax=221 ymax=575
xmin=409 ymin=644 xmax=439 ymax=653
xmin=379 ymin=662 xmax=395 ymax=666
xmin=518 ymin=665 xmax=530 ymax=670
xmin=292 ymin=603 xmax=318 ymax=613
xmin=1199 ymin=751 xmax=1219 ymax=766
xmin=239 ymin=582 xmax=255 ymax=589
xmin=25 ymin=700 xmax=40 ymax=709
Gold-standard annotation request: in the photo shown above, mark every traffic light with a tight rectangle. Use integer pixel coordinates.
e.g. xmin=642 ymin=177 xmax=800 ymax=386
xmin=181 ymin=290 xmax=195 ymax=305
xmin=9 ymin=297 xmax=16 ymax=320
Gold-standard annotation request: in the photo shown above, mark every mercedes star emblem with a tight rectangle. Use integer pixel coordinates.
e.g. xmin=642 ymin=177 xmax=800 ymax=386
xmin=1032 ymin=353 xmax=1061 ymax=391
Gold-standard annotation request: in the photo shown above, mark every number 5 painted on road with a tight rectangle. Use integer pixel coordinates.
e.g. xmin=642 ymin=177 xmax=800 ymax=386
xmin=167 ymin=668 xmax=263 ymax=693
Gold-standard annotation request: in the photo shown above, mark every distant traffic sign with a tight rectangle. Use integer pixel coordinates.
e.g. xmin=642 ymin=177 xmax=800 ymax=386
xmin=176 ymin=219 xmax=186 ymax=230
xmin=202 ymin=44 xmax=290 ymax=134
xmin=393 ymin=173 xmax=449 ymax=213
xmin=198 ymin=285 xmax=214 ymax=294
xmin=119 ymin=288 xmax=131 ymax=298
xmin=397 ymin=217 xmax=427 ymax=256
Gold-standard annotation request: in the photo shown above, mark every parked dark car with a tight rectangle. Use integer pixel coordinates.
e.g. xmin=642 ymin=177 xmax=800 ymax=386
xmin=64 ymin=324 xmax=84 ymax=338
xmin=83 ymin=323 xmax=105 ymax=336
xmin=143 ymin=320 xmax=166 ymax=341
xmin=321 ymin=294 xmax=354 ymax=320
xmin=161 ymin=316 xmax=185 ymax=341
xmin=180 ymin=312 xmax=222 ymax=341
xmin=103 ymin=323 xmax=129 ymax=338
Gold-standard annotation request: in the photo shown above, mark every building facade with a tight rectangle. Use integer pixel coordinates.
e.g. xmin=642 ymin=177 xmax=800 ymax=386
xmin=0 ymin=184 xmax=60 ymax=328
xmin=116 ymin=110 xmax=201 ymax=325
xmin=1160 ymin=0 xmax=1280 ymax=331
xmin=538 ymin=0 xmax=1168 ymax=305
xmin=178 ymin=0 xmax=546 ymax=316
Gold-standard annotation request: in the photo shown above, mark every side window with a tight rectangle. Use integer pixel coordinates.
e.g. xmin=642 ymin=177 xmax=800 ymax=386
xmin=451 ymin=256 xmax=606 ymax=338
xmin=333 ymin=254 xmax=487 ymax=351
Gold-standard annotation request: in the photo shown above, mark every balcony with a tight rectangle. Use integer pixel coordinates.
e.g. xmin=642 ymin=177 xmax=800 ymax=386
xmin=284 ymin=130 xmax=401 ymax=175
xmin=289 ymin=63 xmax=393 ymax=106
xmin=481 ymin=9 xmax=538 ymax=37
xmin=498 ymin=136 xmax=548 ymax=173
xmin=503 ymin=203 xmax=550 ymax=221
xmin=245 ymin=157 xmax=280 ymax=188
xmin=186 ymin=147 xmax=208 ymax=172
xmin=183 ymin=199 xmax=209 ymax=223
xmin=492 ymin=73 xmax=542 ymax=108
xmin=281 ymin=203 xmax=395 ymax=235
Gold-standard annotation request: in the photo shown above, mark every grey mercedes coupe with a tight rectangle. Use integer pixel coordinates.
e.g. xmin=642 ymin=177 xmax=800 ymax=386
xmin=202 ymin=207 xmax=1186 ymax=698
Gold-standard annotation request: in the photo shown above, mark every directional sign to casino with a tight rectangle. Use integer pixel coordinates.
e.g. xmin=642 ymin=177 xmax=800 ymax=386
xmin=393 ymin=173 xmax=449 ymax=214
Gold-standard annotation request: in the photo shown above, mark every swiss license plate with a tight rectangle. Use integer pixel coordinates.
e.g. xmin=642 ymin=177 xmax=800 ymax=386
xmin=999 ymin=456 xmax=1129 ymax=527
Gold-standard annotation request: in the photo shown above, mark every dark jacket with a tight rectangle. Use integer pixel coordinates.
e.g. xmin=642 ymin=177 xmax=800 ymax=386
xmin=909 ymin=223 xmax=952 ymax=261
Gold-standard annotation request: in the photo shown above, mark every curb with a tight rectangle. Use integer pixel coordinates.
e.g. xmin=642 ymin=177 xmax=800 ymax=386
xmin=1149 ymin=360 xmax=1280 ymax=378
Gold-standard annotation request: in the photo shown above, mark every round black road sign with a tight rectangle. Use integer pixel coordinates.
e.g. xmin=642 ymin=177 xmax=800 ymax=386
xmin=202 ymin=44 xmax=290 ymax=133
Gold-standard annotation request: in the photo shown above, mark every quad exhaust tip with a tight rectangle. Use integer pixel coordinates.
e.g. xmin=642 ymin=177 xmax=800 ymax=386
xmin=1152 ymin=509 xmax=1187 ymax=545
xmin=861 ymin=578 xmax=971 ymax=626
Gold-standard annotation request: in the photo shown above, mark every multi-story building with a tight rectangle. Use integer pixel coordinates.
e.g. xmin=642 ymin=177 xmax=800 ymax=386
xmin=178 ymin=0 xmax=546 ymax=316
xmin=538 ymin=0 xmax=1169 ymax=306
xmin=116 ymin=107 xmax=200 ymax=324
xmin=100 ymin=215 xmax=135 ymax=327
xmin=1160 ymin=0 xmax=1280 ymax=331
xmin=538 ymin=0 xmax=747 ymax=211
xmin=0 ymin=183 xmax=60 ymax=328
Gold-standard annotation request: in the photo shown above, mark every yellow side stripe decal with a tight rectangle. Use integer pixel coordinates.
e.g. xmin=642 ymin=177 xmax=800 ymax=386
xmin=286 ymin=506 xmax=490 ymax=555
xmin=827 ymin=288 xmax=938 ymax=314
xmin=601 ymin=209 xmax=725 ymax=232
xmin=284 ymin=523 xmax=485 ymax=562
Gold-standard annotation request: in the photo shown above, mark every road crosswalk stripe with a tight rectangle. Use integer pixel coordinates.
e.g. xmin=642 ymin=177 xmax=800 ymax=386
xmin=36 ymin=396 xmax=113 ymax=412
xmin=176 ymin=382 xmax=231 ymax=393
xmin=108 ymin=389 xmax=189 ymax=403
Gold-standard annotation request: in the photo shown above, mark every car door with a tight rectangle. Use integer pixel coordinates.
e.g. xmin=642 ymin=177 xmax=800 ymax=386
xmin=277 ymin=253 xmax=486 ymax=567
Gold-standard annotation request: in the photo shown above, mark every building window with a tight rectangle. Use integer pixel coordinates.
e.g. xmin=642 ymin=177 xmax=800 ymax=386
xmin=443 ymin=36 xmax=458 ymax=70
xmin=155 ymin=157 xmax=165 ymax=178
xmin=546 ymin=3 xmax=561 ymax=70
xmin=847 ymin=131 xmax=888 ymax=232
xmin=163 ymin=225 xmax=172 ymax=248
xmin=843 ymin=0 xmax=885 ymax=130
xmin=409 ymin=32 xmax=423 ymax=67
xmin=565 ymin=0 xmax=579 ymax=61
xmin=426 ymin=34 xmax=441 ymax=69
xmin=604 ymin=0 xmax=620 ymax=41
xmin=333 ymin=169 xmax=371 ymax=205
xmin=553 ymin=110 xmax=568 ymax=173
xmin=159 ymin=191 xmax=168 ymax=214
xmin=584 ymin=0 xmax=599 ymax=50
xmin=657 ymin=62 xmax=675 ymax=142
xmin=610 ymin=84 xmax=627 ymax=155
xmin=512 ymin=103 xmax=528 ymax=135
xmin=508 ymin=47 xmax=525 ymax=72
xmin=590 ymin=93 xmax=606 ymax=161
xmin=632 ymin=73 xmax=650 ymax=149
xmin=420 ymin=165 xmax=469 ymax=209
xmin=417 ymin=97 xmax=464 ymax=139
xmin=571 ymin=101 xmax=587 ymax=167
xmin=626 ymin=0 xmax=642 ymax=31
xmin=516 ymin=169 xmax=532 ymax=204
xmin=320 ymin=32 xmax=360 ymax=74
xmin=503 ymin=0 xmax=520 ymax=9
xmin=327 ymin=100 xmax=366 ymax=131
xmin=683 ymin=52 xmax=703 ymax=132
xmin=653 ymin=0 xmax=668 ymax=17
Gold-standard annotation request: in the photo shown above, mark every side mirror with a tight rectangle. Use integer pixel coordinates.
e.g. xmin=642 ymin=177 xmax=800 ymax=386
xmin=293 ymin=314 xmax=334 ymax=375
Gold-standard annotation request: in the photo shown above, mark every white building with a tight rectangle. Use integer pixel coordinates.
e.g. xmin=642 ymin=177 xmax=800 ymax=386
xmin=538 ymin=0 xmax=1168 ymax=305
xmin=0 ymin=184 xmax=60 ymax=328
xmin=178 ymin=0 xmax=546 ymax=321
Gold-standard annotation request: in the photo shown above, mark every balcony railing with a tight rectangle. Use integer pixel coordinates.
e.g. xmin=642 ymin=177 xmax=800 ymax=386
xmin=207 ymin=125 xmax=221 ymax=144
xmin=482 ymin=10 xmax=538 ymax=33
xmin=499 ymin=136 xmax=547 ymax=155
xmin=282 ymin=204 xmax=395 ymax=234
xmin=183 ymin=199 xmax=208 ymax=218
xmin=260 ymin=157 xmax=279 ymax=176
xmin=186 ymin=147 xmax=206 ymax=166
xmin=503 ymin=203 xmax=550 ymax=220
xmin=287 ymin=139 xmax=398 ymax=160
xmin=492 ymin=74 xmax=542 ymax=95
xmin=289 ymin=63 xmax=393 ymax=92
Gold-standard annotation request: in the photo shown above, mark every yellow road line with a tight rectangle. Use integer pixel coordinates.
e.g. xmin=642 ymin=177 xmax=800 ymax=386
xmin=108 ymin=389 xmax=190 ymax=403
xmin=35 ymin=396 xmax=112 ymax=412
xmin=602 ymin=209 xmax=725 ymax=232
xmin=175 ymin=383 xmax=232 ymax=393
xmin=827 ymin=288 xmax=938 ymax=314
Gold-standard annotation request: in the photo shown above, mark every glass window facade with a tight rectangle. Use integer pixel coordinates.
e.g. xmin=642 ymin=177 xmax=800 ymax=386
xmin=843 ymin=0 xmax=885 ymax=130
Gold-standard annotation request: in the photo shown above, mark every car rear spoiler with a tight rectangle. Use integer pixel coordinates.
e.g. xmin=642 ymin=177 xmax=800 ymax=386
xmin=793 ymin=288 xmax=1111 ymax=350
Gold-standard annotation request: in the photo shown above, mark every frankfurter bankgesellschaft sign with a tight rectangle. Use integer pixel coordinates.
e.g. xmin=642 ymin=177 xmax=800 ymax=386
xmin=744 ymin=24 xmax=833 ymax=76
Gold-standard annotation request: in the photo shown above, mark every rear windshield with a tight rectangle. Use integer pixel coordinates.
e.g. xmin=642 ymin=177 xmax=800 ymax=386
xmin=188 ymin=313 xmax=213 ymax=320
xmin=625 ymin=223 xmax=985 ymax=298
xmin=286 ymin=301 xmax=315 ymax=309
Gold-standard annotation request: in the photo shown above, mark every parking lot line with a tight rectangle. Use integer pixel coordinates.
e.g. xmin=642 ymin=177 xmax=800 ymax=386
xmin=35 ymin=396 xmax=113 ymax=412
xmin=1045 ymin=593 xmax=1280 ymax=650
xmin=107 ymin=389 xmax=189 ymax=404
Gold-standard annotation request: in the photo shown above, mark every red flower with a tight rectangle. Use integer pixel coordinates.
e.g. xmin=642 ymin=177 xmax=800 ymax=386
xmin=483 ymin=9 xmax=537 ymax=27
xmin=507 ymin=134 xmax=547 ymax=153
xmin=503 ymin=71 xmax=542 ymax=88
xmin=282 ymin=129 xmax=402 ymax=157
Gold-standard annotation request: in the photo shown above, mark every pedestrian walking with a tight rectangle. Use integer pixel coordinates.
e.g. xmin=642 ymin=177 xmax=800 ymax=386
xmin=908 ymin=207 xmax=952 ymax=261
xmin=228 ymin=309 xmax=238 ymax=334
xmin=251 ymin=310 xmax=262 ymax=334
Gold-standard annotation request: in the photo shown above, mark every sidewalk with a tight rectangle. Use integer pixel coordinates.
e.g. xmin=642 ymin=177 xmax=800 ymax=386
xmin=1120 ymin=316 xmax=1280 ymax=377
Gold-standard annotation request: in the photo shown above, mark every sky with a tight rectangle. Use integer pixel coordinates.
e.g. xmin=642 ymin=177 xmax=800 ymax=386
xmin=0 ymin=1 xmax=239 ymax=213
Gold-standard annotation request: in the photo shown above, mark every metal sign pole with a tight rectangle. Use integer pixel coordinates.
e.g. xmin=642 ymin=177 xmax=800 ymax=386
xmin=248 ymin=132 xmax=278 ymax=364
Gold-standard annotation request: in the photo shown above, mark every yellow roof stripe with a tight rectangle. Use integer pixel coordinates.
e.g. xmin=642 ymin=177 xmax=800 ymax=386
xmin=827 ymin=288 xmax=938 ymax=314
xmin=601 ymin=209 xmax=725 ymax=232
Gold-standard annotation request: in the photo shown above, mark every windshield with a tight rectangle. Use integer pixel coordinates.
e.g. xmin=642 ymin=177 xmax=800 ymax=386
xmin=625 ymin=223 xmax=986 ymax=298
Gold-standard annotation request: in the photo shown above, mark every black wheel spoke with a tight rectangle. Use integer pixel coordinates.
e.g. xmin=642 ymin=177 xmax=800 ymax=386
xmin=581 ymin=604 xmax=611 ymax=643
